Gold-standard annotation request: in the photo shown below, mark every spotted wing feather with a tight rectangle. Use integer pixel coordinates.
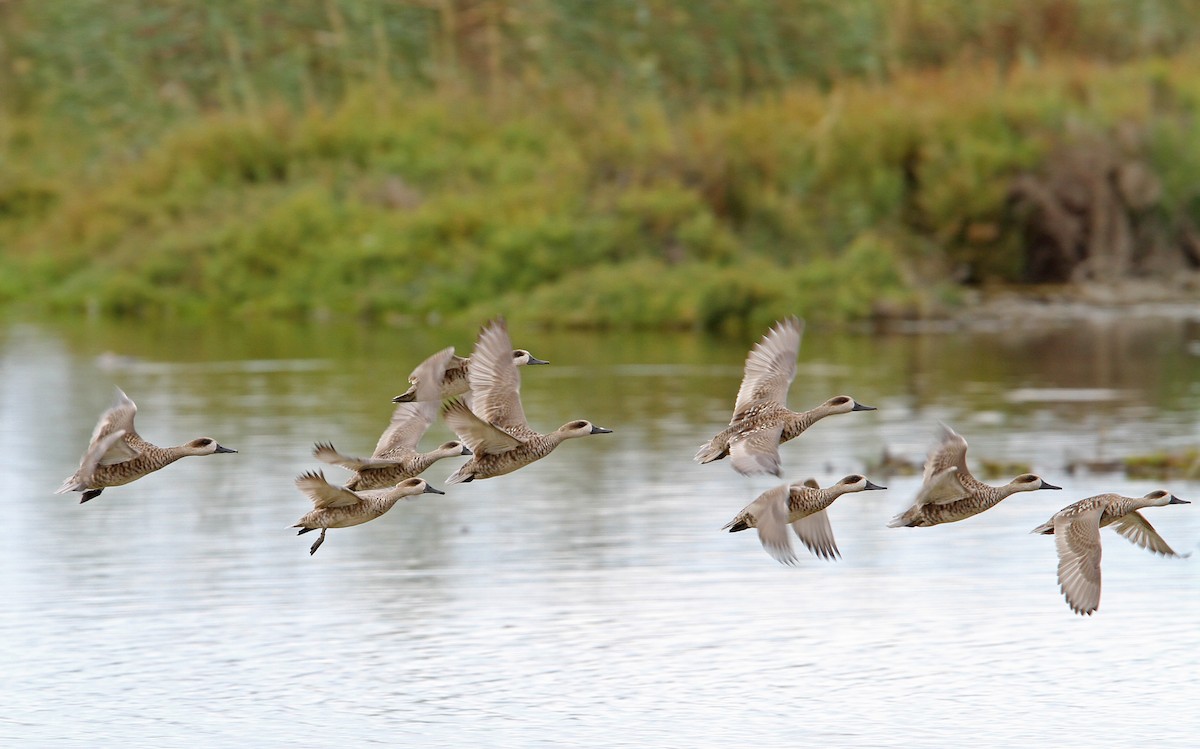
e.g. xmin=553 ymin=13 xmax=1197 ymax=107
xmin=791 ymin=508 xmax=840 ymax=561
xmin=1054 ymin=505 xmax=1105 ymax=615
xmin=728 ymin=425 xmax=785 ymax=477
xmin=468 ymin=319 xmax=530 ymax=434
xmin=732 ymin=317 xmax=803 ymax=418
xmin=295 ymin=470 xmax=363 ymax=510
xmin=1108 ymin=511 xmax=1182 ymax=558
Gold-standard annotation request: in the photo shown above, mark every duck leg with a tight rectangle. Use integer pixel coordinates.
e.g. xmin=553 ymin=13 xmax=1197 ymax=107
xmin=309 ymin=528 xmax=327 ymax=556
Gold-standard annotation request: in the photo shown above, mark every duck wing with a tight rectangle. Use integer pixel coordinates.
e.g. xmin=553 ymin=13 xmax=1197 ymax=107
xmin=90 ymin=387 xmax=142 ymax=465
xmin=791 ymin=508 xmax=840 ymax=561
xmin=55 ymin=428 xmax=129 ymax=494
xmin=729 ymin=425 xmax=785 ymax=477
xmin=443 ymin=398 xmax=524 ymax=455
xmin=312 ymin=442 xmax=402 ymax=472
xmin=372 ymin=402 xmax=437 ymax=457
xmin=732 ymin=317 xmax=803 ymax=418
xmin=468 ymin=319 xmax=531 ymax=434
xmin=913 ymin=467 xmax=969 ymax=506
xmin=914 ymin=424 xmax=972 ymax=505
xmin=1108 ymin=510 xmax=1183 ymax=558
xmin=1054 ymin=504 xmax=1105 ymax=615
xmin=748 ymin=485 xmax=799 ymax=566
xmin=295 ymin=470 xmax=363 ymax=509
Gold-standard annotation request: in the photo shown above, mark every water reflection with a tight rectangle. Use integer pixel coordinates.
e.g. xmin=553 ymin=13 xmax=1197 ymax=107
xmin=1 ymin=315 xmax=1198 ymax=747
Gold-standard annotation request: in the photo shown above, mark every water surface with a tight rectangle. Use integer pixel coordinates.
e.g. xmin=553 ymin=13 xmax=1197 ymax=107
xmin=2 ymin=316 xmax=1198 ymax=747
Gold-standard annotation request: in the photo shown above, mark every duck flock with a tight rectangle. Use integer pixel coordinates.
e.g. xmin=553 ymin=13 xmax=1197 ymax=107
xmin=56 ymin=317 xmax=1191 ymax=616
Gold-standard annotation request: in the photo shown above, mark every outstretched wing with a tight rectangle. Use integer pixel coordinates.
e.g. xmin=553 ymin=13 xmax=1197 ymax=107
xmin=468 ymin=319 xmax=530 ymax=434
xmin=914 ymin=423 xmax=972 ymax=505
xmin=729 ymin=426 xmax=785 ymax=477
xmin=312 ymin=442 xmax=401 ymax=472
xmin=55 ymin=429 xmax=129 ymax=494
xmin=295 ymin=470 xmax=362 ymax=509
xmin=913 ymin=467 xmax=969 ymax=506
xmin=791 ymin=508 xmax=840 ymax=561
xmin=749 ymin=485 xmax=799 ymax=566
xmin=90 ymin=387 xmax=142 ymax=465
xmin=372 ymin=402 xmax=437 ymax=457
xmin=732 ymin=317 xmax=803 ymax=418
xmin=442 ymin=398 xmax=524 ymax=455
xmin=1108 ymin=511 xmax=1182 ymax=558
xmin=409 ymin=346 xmax=456 ymax=404
xmin=1054 ymin=505 xmax=1105 ymax=615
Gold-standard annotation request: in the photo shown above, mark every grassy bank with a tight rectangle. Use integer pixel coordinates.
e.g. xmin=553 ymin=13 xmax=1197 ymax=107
xmin=3 ymin=2 xmax=1200 ymax=330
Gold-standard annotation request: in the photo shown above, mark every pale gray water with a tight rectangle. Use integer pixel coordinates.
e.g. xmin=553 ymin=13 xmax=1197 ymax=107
xmin=2 ymin=316 xmax=1198 ymax=747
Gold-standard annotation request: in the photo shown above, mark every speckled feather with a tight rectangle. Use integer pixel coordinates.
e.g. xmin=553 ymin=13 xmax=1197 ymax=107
xmin=888 ymin=424 xmax=1059 ymax=527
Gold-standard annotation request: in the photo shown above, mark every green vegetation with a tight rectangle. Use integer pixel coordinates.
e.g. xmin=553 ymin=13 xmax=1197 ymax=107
xmin=4 ymin=1 xmax=1200 ymax=329
xmin=1123 ymin=449 xmax=1200 ymax=480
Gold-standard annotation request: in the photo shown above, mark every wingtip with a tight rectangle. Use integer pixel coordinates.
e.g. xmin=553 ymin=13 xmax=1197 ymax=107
xmin=295 ymin=469 xmax=327 ymax=485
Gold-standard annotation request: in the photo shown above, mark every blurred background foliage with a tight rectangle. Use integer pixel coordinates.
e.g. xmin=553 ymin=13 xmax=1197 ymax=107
xmin=3 ymin=0 xmax=1200 ymax=330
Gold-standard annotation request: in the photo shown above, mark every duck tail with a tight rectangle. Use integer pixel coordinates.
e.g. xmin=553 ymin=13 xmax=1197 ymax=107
xmin=723 ymin=517 xmax=751 ymax=533
xmin=694 ymin=438 xmax=728 ymax=465
xmin=887 ymin=507 xmax=918 ymax=528
xmin=1029 ymin=520 xmax=1055 ymax=535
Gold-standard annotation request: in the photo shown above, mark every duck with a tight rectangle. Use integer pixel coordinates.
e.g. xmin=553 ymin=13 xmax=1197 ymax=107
xmin=392 ymin=347 xmax=548 ymax=403
xmin=292 ymin=470 xmax=445 ymax=555
xmin=314 ymin=347 xmax=470 ymax=490
xmin=724 ymin=475 xmax=887 ymax=565
xmin=888 ymin=423 xmax=1061 ymax=527
xmin=694 ymin=317 xmax=876 ymax=477
xmin=1032 ymin=490 xmax=1190 ymax=615
xmin=442 ymin=318 xmax=611 ymax=483
xmin=55 ymin=387 xmax=236 ymax=503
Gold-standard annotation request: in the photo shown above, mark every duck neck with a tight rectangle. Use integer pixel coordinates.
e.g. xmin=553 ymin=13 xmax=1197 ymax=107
xmin=148 ymin=442 xmax=191 ymax=467
xmin=411 ymin=452 xmax=440 ymax=474
xmin=781 ymin=407 xmax=824 ymax=442
xmin=375 ymin=493 xmax=408 ymax=511
xmin=813 ymin=487 xmax=844 ymax=511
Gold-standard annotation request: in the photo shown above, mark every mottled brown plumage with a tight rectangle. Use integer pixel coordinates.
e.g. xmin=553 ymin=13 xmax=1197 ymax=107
xmin=1033 ymin=490 xmax=1190 ymax=615
xmin=888 ymin=423 xmax=1060 ymax=527
xmin=391 ymin=348 xmax=547 ymax=403
xmin=695 ymin=317 xmax=875 ymax=476
xmin=724 ymin=475 xmax=887 ymax=565
xmin=315 ymin=347 xmax=469 ymax=490
xmin=442 ymin=318 xmax=610 ymax=483
xmin=56 ymin=387 xmax=236 ymax=503
xmin=292 ymin=470 xmax=445 ymax=555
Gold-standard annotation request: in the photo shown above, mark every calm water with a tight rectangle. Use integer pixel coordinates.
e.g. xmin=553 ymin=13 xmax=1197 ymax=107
xmin=2 ymin=315 xmax=1198 ymax=747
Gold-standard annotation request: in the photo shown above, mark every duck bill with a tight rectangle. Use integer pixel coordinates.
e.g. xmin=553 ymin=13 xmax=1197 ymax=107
xmin=1039 ymin=480 xmax=1062 ymax=490
xmin=851 ymin=402 xmax=876 ymax=411
xmin=864 ymin=480 xmax=887 ymax=491
xmin=590 ymin=425 xmax=613 ymax=434
xmin=215 ymin=444 xmax=238 ymax=454
xmin=423 ymin=485 xmax=446 ymax=495
xmin=1168 ymin=495 xmax=1190 ymax=504
xmin=460 ymin=446 xmax=472 ymax=455
xmin=527 ymin=356 xmax=550 ymax=365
